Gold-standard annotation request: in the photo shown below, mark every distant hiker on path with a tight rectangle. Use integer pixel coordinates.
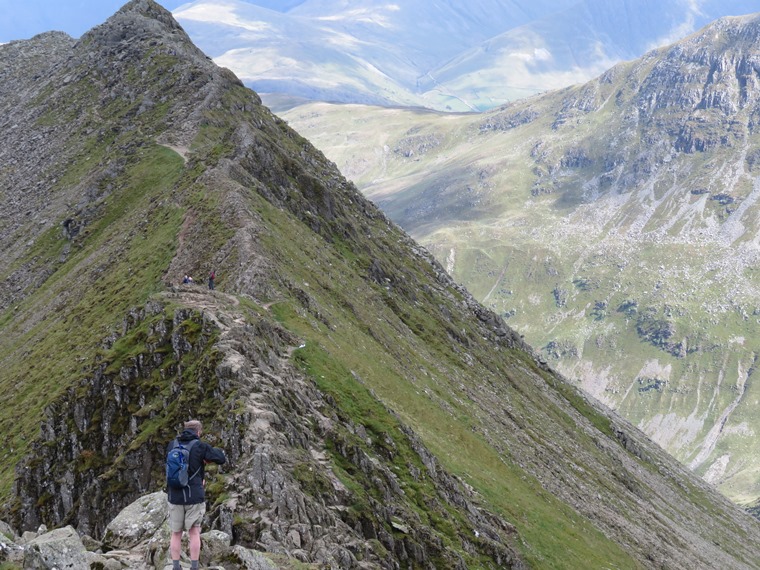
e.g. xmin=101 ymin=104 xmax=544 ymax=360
xmin=182 ymin=274 xmax=194 ymax=284
xmin=166 ymin=419 xmax=226 ymax=570
xmin=208 ymin=270 xmax=215 ymax=290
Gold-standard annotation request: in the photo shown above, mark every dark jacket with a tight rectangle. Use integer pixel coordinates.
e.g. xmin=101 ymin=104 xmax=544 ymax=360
xmin=166 ymin=429 xmax=226 ymax=505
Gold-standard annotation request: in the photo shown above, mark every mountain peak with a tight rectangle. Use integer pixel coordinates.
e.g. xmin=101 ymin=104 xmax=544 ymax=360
xmin=114 ymin=0 xmax=177 ymax=25
xmin=82 ymin=0 xmax=191 ymax=51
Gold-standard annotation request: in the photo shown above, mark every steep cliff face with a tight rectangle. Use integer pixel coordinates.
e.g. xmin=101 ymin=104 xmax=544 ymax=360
xmin=4 ymin=2 xmax=760 ymax=569
xmin=12 ymin=299 xmax=230 ymax=538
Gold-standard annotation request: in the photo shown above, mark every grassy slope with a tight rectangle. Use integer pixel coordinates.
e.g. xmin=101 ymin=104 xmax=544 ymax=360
xmin=0 ymin=145 xmax=185 ymax=494
xmin=244 ymin=191 xmax=641 ymax=569
xmin=278 ymin=75 xmax=760 ymax=506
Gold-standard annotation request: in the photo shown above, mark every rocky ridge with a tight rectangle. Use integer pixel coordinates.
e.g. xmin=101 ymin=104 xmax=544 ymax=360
xmin=10 ymin=287 xmax=522 ymax=568
xmin=3 ymin=2 xmax=760 ymax=569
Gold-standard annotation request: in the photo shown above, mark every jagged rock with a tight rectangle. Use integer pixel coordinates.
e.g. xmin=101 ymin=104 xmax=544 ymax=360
xmin=81 ymin=533 xmax=103 ymax=552
xmin=199 ymin=530 xmax=232 ymax=565
xmin=104 ymin=491 xmax=168 ymax=550
xmin=230 ymin=545 xmax=279 ymax=570
xmin=0 ymin=531 xmax=24 ymax=564
xmin=20 ymin=531 xmax=38 ymax=544
xmin=22 ymin=525 xmax=94 ymax=569
xmin=0 ymin=521 xmax=15 ymax=541
xmin=480 ymin=108 xmax=538 ymax=131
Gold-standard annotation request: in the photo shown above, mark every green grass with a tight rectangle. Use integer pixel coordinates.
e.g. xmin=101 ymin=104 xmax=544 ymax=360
xmin=249 ymin=191 xmax=640 ymax=568
xmin=279 ymin=305 xmax=639 ymax=569
xmin=0 ymin=145 xmax=185 ymax=495
xmin=276 ymin=80 xmax=760 ymax=507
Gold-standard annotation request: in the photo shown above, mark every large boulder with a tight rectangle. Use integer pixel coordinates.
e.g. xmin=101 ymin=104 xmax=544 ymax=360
xmin=199 ymin=530 xmax=232 ymax=565
xmin=104 ymin=491 xmax=168 ymax=550
xmin=22 ymin=525 xmax=92 ymax=569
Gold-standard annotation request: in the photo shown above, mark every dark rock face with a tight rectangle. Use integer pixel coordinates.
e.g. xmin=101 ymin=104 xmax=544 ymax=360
xmin=12 ymin=302 xmax=229 ymax=538
xmin=11 ymin=291 xmax=525 ymax=569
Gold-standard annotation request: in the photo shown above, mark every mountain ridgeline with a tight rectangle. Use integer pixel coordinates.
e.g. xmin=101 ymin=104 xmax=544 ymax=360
xmin=2 ymin=1 xmax=760 ymax=568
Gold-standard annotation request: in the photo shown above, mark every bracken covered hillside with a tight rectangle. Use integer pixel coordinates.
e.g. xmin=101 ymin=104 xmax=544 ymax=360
xmin=2 ymin=1 xmax=760 ymax=568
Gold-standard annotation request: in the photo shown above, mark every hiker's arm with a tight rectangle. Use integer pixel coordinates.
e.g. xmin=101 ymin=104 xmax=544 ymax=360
xmin=204 ymin=444 xmax=226 ymax=465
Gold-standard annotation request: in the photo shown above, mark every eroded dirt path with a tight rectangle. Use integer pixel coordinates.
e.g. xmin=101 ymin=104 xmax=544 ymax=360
xmin=158 ymin=143 xmax=189 ymax=163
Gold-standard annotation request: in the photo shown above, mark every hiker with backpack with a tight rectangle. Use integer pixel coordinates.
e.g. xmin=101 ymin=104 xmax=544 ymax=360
xmin=166 ymin=419 xmax=226 ymax=570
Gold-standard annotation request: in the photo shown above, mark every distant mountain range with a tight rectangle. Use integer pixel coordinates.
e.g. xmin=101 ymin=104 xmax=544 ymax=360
xmin=173 ymin=0 xmax=760 ymax=110
xmin=280 ymin=11 xmax=760 ymax=507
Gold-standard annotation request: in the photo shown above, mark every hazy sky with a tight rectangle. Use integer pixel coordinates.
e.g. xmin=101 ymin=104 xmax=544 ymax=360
xmin=0 ymin=0 xmax=188 ymax=43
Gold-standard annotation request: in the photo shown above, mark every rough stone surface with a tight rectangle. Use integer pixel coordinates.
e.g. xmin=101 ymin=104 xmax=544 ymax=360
xmin=22 ymin=525 xmax=91 ymax=569
xmin=0 ymin=530 xmax=24 ymax=563
xmin=230 ymin=545 xmax=280 ymax=570
xmin=104 ymin=491 xmax=168 ymax=549
xmin=199 ymin=530 xmax=232 ymax=565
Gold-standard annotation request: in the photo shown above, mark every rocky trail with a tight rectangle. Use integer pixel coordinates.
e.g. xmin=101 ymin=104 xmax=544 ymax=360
xmin=0 ymin=284 xmax=306 ymax=568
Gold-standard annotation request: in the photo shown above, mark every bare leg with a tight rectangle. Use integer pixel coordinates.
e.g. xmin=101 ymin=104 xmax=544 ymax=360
xmin=170 ymin=530 xmax=183 ymax=561
xmin=188 ymin=525 xmax=201 ymax=561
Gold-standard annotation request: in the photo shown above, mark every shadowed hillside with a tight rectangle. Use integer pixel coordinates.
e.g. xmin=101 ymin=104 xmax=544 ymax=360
xmin=2 ymin=1 xmax=760 ymax=568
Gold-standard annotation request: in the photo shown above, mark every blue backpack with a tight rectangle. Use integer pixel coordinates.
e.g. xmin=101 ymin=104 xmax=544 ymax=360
xmin=166 ymin=439 xmax=200 ymax=489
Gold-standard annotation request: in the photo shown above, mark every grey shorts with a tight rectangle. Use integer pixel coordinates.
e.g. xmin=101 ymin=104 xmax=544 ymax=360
xmin=167 ymin=501 xmax=206 ymax=532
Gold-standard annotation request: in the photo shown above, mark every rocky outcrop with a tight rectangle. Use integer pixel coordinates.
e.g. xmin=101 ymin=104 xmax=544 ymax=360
xmin=9 ymin=289 xmax=524 ymax=569
xmin=0 ymin=492 xmax=285 ymax=569
xmin=479 ymin=107 xmax=538 ymax=131
xmin=0 ymin=523 xmax=135 ymax=569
